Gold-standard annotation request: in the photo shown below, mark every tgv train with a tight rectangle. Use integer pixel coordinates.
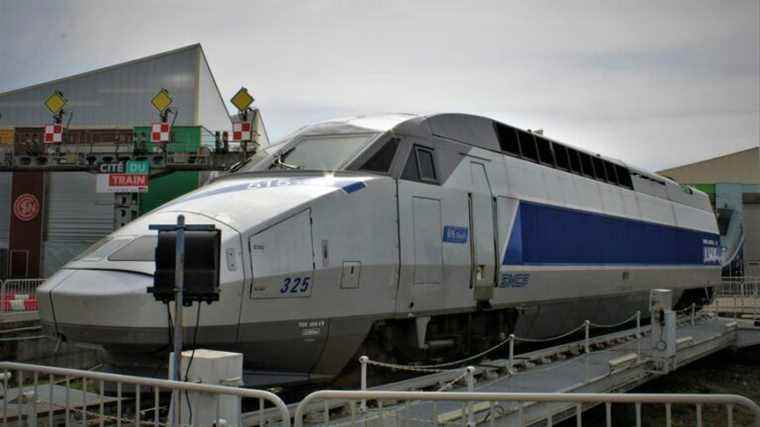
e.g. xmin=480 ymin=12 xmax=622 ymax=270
xmin=38 ymin=113 xmax=721 ymax=384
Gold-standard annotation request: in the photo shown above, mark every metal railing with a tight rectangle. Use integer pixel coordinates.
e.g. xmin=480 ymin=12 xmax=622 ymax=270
xmin=0 ymin=279 xmax=44 ymax=313
xmin=709 ymin=277 xmax=760 ymax=319
xmin=716 ymin=277 xmax=760 ymax=296
xmin=358 ymin=310 xmax=648 ymax=393
xmin=0 ymin=361 xmax=291 ymax=426
xmin=294 ymin=390 xmax=760 ymax=427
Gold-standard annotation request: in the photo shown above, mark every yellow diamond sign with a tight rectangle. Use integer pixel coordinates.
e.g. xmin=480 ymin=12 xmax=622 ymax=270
xmin=230 ymin=87 xmax=254 ymax=112
xmin=151 ymin=89 xmax=173 ymax=113
xmin=44 ymin=91 xmax=67 ymax=115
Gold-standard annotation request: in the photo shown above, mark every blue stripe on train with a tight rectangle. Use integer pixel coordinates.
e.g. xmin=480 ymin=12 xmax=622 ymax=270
xmin=503 ymin=201 xmax=720 ymax=266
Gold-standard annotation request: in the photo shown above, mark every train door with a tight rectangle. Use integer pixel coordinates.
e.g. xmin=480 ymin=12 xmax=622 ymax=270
xmin=412 ymin=196 xmax=444 ymax=288
xmin=396 ymin=143 xmax=447 ymax=314
xmin=468 ymin=161 xmax=497 ymax=303
xmin=242 ymin=208 xmax=326 ymax=374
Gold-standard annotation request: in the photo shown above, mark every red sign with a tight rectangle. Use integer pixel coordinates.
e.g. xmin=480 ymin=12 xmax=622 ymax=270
xmin=232 ymin=121 xmax=254 ymax=142
xmin=44 ymin=124 xmax=63 ymax=144
xmin=151 ymin=123 xmax=171 ymax=143
xmin=109 ymin=174 xmax=148 ymax=187
xmin=13 ymin=193 xmax=40 ymax=222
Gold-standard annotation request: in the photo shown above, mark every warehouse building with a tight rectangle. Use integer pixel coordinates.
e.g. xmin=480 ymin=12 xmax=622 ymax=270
xmin=0 ymin=44 xmax=268 ymax=278
xmin=659 ymin=148 xmax=760 ymax=277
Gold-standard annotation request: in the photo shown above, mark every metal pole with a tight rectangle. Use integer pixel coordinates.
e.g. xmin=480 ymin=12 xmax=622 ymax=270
xmin=584 ymin=320 xmax=590 ymax=354
xmin=636 ymin=311 xmax=641 ymax=357
xmin=465 ymin=367 xmax=475 ymax=427
xmin=584 ymin=320 xmax=590 ymax=382
xmin=173 ymin=214 xmax=185 ymax=425
xmin=508 ymin=334 xmax=515 ymax=373
xmin=359 ymin=356 xmax=368 ymax=412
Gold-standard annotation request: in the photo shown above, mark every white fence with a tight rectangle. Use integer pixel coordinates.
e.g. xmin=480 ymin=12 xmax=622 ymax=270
xmin=0 ymin=361 xmax=291 ymax=426
xmin=0 ymin=279 xmax=44 ymax=313
xmin=293 ymin=390 xmax=760 ymax=427
xmin=3 ymin=361 xmax=758 ymax=427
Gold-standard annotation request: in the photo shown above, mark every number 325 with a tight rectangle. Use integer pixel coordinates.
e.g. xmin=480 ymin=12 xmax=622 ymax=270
xmin=280 ymin=277 xmax=311 ymax=294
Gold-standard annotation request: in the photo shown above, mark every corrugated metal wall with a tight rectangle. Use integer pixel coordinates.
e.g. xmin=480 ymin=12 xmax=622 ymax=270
xmin=197 ymin=50 xmax=235 ymax=133
xmin=43 ymin=173 xmax=114 ymax=276
xmin=0 ymin=46 xmax=199 ymax=128
xmin=0 ymin=45 xmax=231 ymax=132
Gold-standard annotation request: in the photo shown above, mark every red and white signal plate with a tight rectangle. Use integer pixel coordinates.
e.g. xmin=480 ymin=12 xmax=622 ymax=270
xmin=151 ymin=123 xmax=171 ymax=143
xmin=44 ymin=124 xmax=63 ymax=144
xmin=232 ymin=121 xmax=254 ymax=142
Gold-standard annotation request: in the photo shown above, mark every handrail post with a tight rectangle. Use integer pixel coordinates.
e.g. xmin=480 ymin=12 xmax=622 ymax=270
xmin=735 ymin=290 xmax=739 ymax=320
xmin=508 ymin=334 xmax=515 ymax=373
xmin=359 ymin=355 xmax=368 ymax=413
xmin=465 ymin=366 xmax=475 ymax=427
xmin=584 ymin=320 xmax=591 ymax=382
xmin=636 ymin=311 xmax=641 ymax=357
xmin=584 ymin=320 xmax=590 ymax=354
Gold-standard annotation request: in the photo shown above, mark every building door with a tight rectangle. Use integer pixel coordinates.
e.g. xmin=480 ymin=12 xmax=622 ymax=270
xmin=468 ymin=161 xmax=496 ymax=303
xmin=9 ymin=250 xmax=29 ymax=278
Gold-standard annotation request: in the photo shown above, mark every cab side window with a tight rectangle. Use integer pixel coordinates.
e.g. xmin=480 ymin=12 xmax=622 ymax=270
xmin=402 ymin=145 xmax=438 ymax=184
xmin=360 ymin=138 xmax=400 ymax=173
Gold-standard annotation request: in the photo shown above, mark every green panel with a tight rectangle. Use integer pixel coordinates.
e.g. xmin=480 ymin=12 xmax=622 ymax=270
xmin=132 ymin=126 xmax=203 ymax=214
xmin=692 ymin=184 xmax=716 ymax=194
xmin=132 ymin=126 xmax=201 ymax=153
xmin=140 ymin=171 xmax=199 ymax=214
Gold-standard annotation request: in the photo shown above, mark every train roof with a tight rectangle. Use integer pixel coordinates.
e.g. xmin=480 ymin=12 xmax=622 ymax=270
xmin=309 ymin=113 xmax=683 ymax=188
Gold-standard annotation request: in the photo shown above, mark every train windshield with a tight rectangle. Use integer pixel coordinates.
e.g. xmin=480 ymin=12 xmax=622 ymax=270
xmin=240 ymin=133 xmax=379 ymax=172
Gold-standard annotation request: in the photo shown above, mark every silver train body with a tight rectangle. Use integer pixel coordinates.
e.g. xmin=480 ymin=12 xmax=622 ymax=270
xmin=38 ymin=113 xmax=721 ymax=383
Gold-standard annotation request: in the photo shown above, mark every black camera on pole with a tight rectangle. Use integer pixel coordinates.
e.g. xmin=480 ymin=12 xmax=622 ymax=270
xmin=147 ymin=220 xmax=221 ymax=306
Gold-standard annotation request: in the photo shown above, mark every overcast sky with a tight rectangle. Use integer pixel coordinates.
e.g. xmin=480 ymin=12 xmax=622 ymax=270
xmin=1 ymin=0 xmax=758 ymax=171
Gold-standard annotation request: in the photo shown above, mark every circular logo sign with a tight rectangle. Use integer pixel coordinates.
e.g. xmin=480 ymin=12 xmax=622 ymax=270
xmin=13 ymin=193 xmax=40 ymax=222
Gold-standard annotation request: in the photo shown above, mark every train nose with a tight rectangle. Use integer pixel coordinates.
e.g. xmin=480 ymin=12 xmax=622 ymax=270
xmin=39 ymin=269 xmax=168 ymax=348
